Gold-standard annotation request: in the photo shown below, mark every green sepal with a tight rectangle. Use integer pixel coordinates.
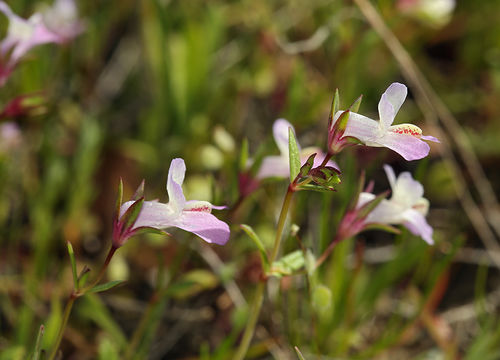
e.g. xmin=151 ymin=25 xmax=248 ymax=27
xmin=299 ymin=153 xmax=316 ymax=177
xmin=121 ymin=197 xmax=145 ymax=231
xmin=88 ymin=280 xmax=125 ymax=294
xmin=132 ymin=180 xmax=145 ymax=201
xmin=288 ymin=127 xmax=301 ymax=182
xmin=335 ymin=110 xmax=350 ymax=134
xmin=357 ymin=190 xmax=389 ymax=218
xmin=363 ymin=223 xmax=401 ymax=234
xmin=295 ymin=346 xmax=307 ymax=360
xmin=66 ymin=241 xmax=79 ymax=290
xmin=269 ymin=250 xmax=305 ymax=278
xmin=131 ymin=226 xmax=168 ymax=237
xmin=32 ymin=324 xmax=45 ymax=360
xmin=241 ymin=224 xmax=269 ymax=270
xmin=349 ymin=94 xmax=363 ymax=113
xmin=328 ymin=88 xmax=340 ymax=131
xmin=342 ymin=135 xmax=364 ymax=145
xmin=308 ymin=167 xmax=341 ymax=191
xmin=239 ymin=137 xmax=249 ymax=171
xmin=115 ymin=178 xmax=123 ymax=218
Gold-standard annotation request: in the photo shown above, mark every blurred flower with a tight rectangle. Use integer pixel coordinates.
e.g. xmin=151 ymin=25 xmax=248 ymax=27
xmin=0 ymin=121 xmax=22 ymax=152
xmin=115 ymin=158 xmax=230 ymax=247
xmin=0 ymin=93 xmax=46 ymax=119
xmin=257 ymin=118 xmax=339 ymax=179
xmin=0 ymin=0 xmax=84 ymax=85
xmin=332 ymin=83 xmax=439 ymax=161
xmin=358 ymin=165 xmax=434 ymax=244
xmin=398 ymin=0 xmax=455 ymax=27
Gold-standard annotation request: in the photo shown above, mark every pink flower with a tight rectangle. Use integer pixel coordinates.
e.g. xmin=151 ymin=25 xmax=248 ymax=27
xmin=257 ymin=118 xmax=339 ymax=179
xmin=358 ymin=165 xmax=434 ymax=244
xmin=333 ymin=83 xmax=439 ymax=161
xmin=116 ymin=158 xmax=230 ymax=247
xmin=0 ymin=0 xmax=84 ymax=85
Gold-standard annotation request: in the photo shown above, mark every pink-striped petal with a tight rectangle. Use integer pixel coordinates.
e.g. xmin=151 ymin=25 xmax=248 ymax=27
xmin=174 ymin=210 xmax=230 ymax=245
xmin=378 ymin=131 xmax=430 ymax=161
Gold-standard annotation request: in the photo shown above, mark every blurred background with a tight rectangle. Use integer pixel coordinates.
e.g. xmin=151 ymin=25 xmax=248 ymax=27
xmin=1 ymin=0 xmax=500 ymax=359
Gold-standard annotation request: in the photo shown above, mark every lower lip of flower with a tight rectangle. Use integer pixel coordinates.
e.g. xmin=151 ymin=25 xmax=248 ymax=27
xmin=389 ymin=124 xmax=423 ymax=137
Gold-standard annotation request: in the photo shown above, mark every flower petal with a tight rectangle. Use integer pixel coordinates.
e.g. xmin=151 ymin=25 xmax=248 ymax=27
xmin=120 ymin=200 xmax=176 ymax=229
xmin=379 ymin=82 xmax=407 ymax=128
xmin=377 ymin=131 xmax=430 ymax=161
xmin=339 ymin=111 xmax=381 ymax=143
xmin=402 ymin=209 xmax=434 ymax=244
xmin=273 ymin=118 xmax=300 ymax=157
xmin=174 ymin=211 xmax=230 ymax=245
xmin=391 ymin=171 xmax=424 ymax=207
xmin=167 ymin=158 xmax=187 ymax=213
xmin=378 ymin=93 xmax=396 ymax=130
xmin=421 ymin=134 xmax=440 ymax=142
xmin=256 ymin=155 xmax=289 ymax=179
xmin=383 ymin=164 xmax=397 ymax=189
xmin=184 ymin=200 xmax=226 ymax=212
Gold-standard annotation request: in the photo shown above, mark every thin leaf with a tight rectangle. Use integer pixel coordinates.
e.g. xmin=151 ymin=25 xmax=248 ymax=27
xmin=241 ymin=224 xmax=269 ymax=269
xmin=288 ymin=127 xmax=300 ymax=182
xmin=295 ymin=346 xmax=307 ymax=360
xmin=78 ymin=265 xmax=91 ymax=289
xmin=32 ymin=324 xmax=44 ymax=360
xmin=88 ymin=280 xmax=125 ymax=294
xmin=66 ymin=241 xmax=78 ymax=290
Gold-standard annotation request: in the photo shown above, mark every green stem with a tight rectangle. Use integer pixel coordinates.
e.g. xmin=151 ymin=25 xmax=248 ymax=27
xmin=233 ymin=185 xmax=295 ymax=360
xmin=47 ymin=294 xmax=77 ymax=360
xmin=47 ymin=245 xmax=117 ymax=359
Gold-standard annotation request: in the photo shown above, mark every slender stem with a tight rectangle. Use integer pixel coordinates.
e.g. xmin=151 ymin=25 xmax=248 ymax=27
xmin=82 ymin=245 xmax=117 ymax=292
xmin=315 ymin=234 xmax=342 ymax=269
xmin=47 ymin=294 xmax=77 ymax=360
xmin=319 ymin=152 xmax=333 ymax=168
xmin=233 ymin=185 xmax=295 ymax=360
xmin=48 ymin=245 xmax=118 ymax=359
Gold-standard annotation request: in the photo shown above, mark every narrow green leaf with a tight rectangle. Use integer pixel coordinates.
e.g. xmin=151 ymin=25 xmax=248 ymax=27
xmin=241 ymin=224 xmax=269 ymax=269
xmin=349 ymin=94 xmax=363 ymax=113
xmin=88 ymin=280 xmax=125 ymax=294
xmin=32 ymin=324 xmax=44 ymax=360
xmin=78 ymin=265 xmax=91 ymax=289
xmin=115 ymin=178 xmax=123 ymax=218
xmin=295 ymin=346 xmax=307 ymax=360
xmin=288 ymin=127 xmax=300 ymax=182
xmin=66 ymin=241 xmax=78 ymax=290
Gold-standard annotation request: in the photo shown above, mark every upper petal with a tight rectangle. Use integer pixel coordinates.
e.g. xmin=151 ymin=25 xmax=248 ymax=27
xmin=167 ymin=158 xmax=187 ymax=213
xmin=379 ymin=83 xmax=407 ymax=128
xmin=273 ymin=118 xmax=299 ymax=157
xmin=383 ymin=164 xmax=397 ymax=190
xmin=174 ymin=210 xmax=230 ymax=245
xmin=256 ymin=155 xmax=290 ymax=179
xmin=378 ymin=93 xmax=396 ymax=130
xmin=376 ymin=131 xmax=430 ymax=161
xmin=391 ymin=172 xmax=425 ymax=208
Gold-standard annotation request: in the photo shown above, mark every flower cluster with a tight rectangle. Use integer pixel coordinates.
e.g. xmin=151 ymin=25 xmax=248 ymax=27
xmin=0 ymin=0 xmax=84 ymax=85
